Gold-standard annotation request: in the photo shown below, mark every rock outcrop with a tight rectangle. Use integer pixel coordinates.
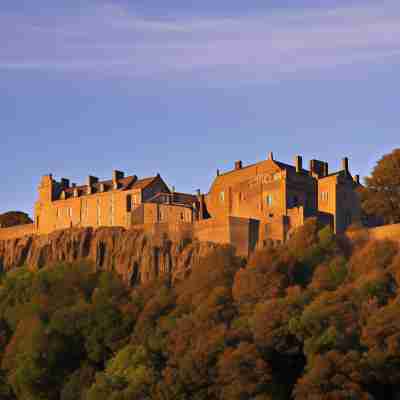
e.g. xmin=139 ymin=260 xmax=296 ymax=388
xmin=0 ymin=227 xmax=220 ymax=285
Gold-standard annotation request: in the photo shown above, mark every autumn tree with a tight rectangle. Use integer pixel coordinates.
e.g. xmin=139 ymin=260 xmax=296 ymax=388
xmin=361 ymin=148 xmax=400 ymax=224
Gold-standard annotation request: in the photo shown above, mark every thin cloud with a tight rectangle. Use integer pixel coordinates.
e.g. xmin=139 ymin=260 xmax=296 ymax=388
xmin=1 ymin=1 xmax=400 ymax=82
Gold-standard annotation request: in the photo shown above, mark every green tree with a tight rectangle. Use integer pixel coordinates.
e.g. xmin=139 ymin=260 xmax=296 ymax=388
xmin=361 ymin=148 xmax=400 ymax=224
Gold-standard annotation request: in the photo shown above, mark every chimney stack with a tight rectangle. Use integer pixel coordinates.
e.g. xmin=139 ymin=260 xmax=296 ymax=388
xmin=342 ymin=157 xmax=349 ymax=172
xmin=309 ymin=160 xmax=315 ymax=175
xmin=268 ymin=152 xmax=274 ymax=160
xmin=323 ymin=162 xmax=329 ymax=177
xmin=61 ymin=178 xmax=70 ymax=188
xmin=295 ymin=155 xmax=303 ymax=173
xmin=112 ymin=170 xmax=124 ymax=182
xmin=234 ymin=160 xmax=243 ymax=170
xmin=87 ymin=176 xmax=99 ymax=187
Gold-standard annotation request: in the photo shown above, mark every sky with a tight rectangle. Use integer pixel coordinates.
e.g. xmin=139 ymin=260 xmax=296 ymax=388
xmin=1 ymin=0 xmax=399 ymax=216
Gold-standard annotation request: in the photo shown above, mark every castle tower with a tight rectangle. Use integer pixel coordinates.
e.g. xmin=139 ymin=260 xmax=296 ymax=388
xmin=34 ymin=174 xmax=55 ymax=232
xmin=38 ymin=174 xmax=55 ymax=203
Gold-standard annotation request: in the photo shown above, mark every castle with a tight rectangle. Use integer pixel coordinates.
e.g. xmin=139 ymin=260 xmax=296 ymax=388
xmin=0 ymin=153 xmax=362 ymax=255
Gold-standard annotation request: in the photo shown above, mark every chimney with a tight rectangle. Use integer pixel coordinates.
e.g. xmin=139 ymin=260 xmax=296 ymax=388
xmin=309 ymin=160 xmax=315 ymax=175
xmin=73 ymin=187 xmax=79 ymax=197
xmin=342 ymin=157 xmax=349 ymax=172
xmin=196 ymin=189 xmax=201 ymax=196
xmin=112 ymin=170 xmax=124 ymax=182
xmin=234 ymin=160 xmax=243 ymax=170
xmin=353 ymin=174 xmax=360 ymax=185
xmin=61 ymin=178 xmax=70 ymax=188
xmin=87 ymin=176 xmax=99 ymax=186
xmin=295 ymin=155 xmax=303 ymax=173
xmin=323 ymin=162 xmax=329 ymax=177
xmin=268 ymin=152 xmax=274 ymax=160
xmin=217 ymin=169 xmax=220 ymax=176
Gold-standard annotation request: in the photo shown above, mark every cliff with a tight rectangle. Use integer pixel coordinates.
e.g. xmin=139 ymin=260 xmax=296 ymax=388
xmin=0 ymin=227 xmax=220 ymax=285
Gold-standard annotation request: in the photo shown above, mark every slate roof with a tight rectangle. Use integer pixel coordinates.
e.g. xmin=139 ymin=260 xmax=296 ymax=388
xmin=59 ymin=175 xmax=159 ymax=199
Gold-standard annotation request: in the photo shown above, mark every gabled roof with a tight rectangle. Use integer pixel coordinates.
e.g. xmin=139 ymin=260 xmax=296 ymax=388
xmin=60 ymin=175 xmax=159 ymax=199
xmin=209 ymin=158 xmax=301 ymax=192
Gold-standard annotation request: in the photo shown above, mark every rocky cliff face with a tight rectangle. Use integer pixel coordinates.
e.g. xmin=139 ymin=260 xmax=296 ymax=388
xmin=0 ymin=227 xmax=220 ymax=285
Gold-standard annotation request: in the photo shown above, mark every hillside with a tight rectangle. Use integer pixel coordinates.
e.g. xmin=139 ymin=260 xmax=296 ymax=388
xmin=0 ymin=220 xmax=399 ymax=399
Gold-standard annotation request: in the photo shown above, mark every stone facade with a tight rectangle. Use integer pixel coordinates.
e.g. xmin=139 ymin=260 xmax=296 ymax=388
xmin=0 ymin=153 xmax=363 ymax=256
xmin=202 ymin=153 xmax=362 ymax=248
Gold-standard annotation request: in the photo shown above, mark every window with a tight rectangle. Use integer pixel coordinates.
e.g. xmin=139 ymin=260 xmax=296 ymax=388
xmin=110 ymin=195 xmax=115 ymax=225
xmin=321 ymin=192 xmax=329 ymax=202
xmin=265 ymin=194 xmax=273 ymax=207
xmin=97 ymin=199 xmax=101 ymax=225
xmin=82 ymin=201 xmax=89 ymax=220
xmin=68 ymin=208 xmax=72 ymax=218
xmin=126 ymin=195 xmax=132 ymax=212
xmin=180 ymin=212 xmax=185 ymax=221
xmin=220 ymin=191 xmax=225 ymax=202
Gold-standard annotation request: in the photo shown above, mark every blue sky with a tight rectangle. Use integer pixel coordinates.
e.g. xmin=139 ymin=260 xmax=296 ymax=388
xmin=1 ymin=0 xmax=399 ymax=216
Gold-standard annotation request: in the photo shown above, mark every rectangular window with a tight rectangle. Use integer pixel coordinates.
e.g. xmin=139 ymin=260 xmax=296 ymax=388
xmin=126 ymin=195 xmax=132 ymax=212
xmin=68 ymin=208 xmax=72 ymax=218
xmin=220 ymin=191 xmax=225 ymax=202
xmin=265 ymin=194 xmax=273 ymax=207
xmin=321 ymin=192 xmax=329 ymax=201
xmin=97 ymin=199 xmax=101 ymax=225
xmin=110 ymin=195 xmax=115 ymax=225
xmin=83 ymin=201 xmax=89 ymax=220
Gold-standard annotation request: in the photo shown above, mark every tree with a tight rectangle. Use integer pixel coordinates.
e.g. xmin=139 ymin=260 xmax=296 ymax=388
xmin=361 ymin=148 xmax=400 ymax=224
xmin=0 ymin=212 xmax=32 ymax=228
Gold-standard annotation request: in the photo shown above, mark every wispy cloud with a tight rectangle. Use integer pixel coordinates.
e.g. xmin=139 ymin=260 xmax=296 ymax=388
xmin=1 ymin=1 xmax=400 ymax=82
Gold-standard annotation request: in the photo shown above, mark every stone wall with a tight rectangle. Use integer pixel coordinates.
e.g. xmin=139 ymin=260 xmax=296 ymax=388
xmin=0 ymin=224 xmax=35 ymax=241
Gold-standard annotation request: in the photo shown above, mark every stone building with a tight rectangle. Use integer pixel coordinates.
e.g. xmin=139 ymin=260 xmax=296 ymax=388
xmin=34 ymin=172 xmax=172 ymax=234
xmin=1 ymin=152 xmax=362 ymax=256
xmin=201 ymin=152 xmax=362 ymax=246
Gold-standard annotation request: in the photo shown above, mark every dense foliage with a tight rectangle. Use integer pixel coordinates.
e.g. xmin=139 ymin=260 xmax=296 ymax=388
xmin=0 ymin=219 xmax=399 ymax=399
xmin=0 ymin=212 xmax=32 ymax=228
xmin=361 ymin=148 xmax=400 ymax=224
